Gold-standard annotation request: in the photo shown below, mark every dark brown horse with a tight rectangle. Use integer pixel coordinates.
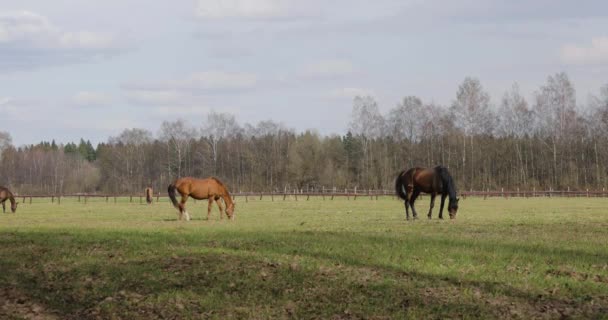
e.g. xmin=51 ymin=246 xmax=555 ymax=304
xmin=168 ymin=177 xmax=235 ymax=221
xmin=0 ymin=186 xmax=18 ymax=213
xmin=395 ymin=166 xmax=459 ymax=220
xmin=145 ymin=187 xmax=153 ymax=204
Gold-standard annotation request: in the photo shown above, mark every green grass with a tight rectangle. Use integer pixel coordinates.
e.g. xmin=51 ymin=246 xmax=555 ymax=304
xmin=1 ymin=196 xmax=607 ymax=319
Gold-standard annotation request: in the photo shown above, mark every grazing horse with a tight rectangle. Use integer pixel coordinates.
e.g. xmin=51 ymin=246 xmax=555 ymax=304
xmin=0 ymin=186 xmax=18 ymax=213
xmin=167 ymin=177 xmax=235 ymax=221
xmin=395 ymin=166 xmax=459 ymax=220
xmin=145 ymin=187 xmax=153 ymax=204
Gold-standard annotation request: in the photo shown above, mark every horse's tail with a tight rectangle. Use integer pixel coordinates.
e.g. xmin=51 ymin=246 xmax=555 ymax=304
xmin=395 ymin=170 xmax=408 ymax=201
xmin=167 ymin=184 xmax=179 ymax=208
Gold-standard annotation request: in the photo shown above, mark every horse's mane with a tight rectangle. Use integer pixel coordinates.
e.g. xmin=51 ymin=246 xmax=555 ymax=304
xmin=435 ymin=166 xmax=457 ymax=200
xmin=210 ymin=177 xmax=232 ymax=197
xmin=0 ymin=186 xmax=14 ymax=197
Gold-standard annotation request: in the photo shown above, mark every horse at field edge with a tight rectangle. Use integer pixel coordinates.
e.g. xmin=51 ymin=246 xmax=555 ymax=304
xmin=395 ymin=166 xmax=459 ymax=220
xmin=145 ymin=187 xmax=153 ymax=204
xmin=0 ymin=186 xmax=18 ymax=213
xmin=167 ymin=177 xmax=235 ymax=221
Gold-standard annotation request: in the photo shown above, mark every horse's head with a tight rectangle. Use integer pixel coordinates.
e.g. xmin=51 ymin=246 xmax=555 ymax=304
xmin=11 ymin=201 xmax=18 ymax=213
xmin=448 ymin=198 xmax=459 ymax=219
xmin=226 ymin=201 xmax=236 ymax=220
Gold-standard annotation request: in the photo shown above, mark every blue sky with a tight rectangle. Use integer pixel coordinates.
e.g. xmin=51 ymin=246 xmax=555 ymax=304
xmin=1 ymin=0 xmax=608 ymax=145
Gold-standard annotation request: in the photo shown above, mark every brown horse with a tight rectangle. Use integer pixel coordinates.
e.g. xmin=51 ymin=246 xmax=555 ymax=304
xmin=145 ymin=187 xmax=153 ymax=204
xmin=167 ymin=177 xmax=235 ymax=221
xmin=395 ymin=166 xmax=459 ymax=220
xmin=0 ymin=186 xmax=18 ymax=213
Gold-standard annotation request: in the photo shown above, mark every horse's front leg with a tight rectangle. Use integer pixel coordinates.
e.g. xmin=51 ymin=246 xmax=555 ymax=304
xmin=438 ymin=194 xmax=447 ymax=220
xmin=404 ymin=200 xmax=410 ymax=221
xmin=1 ymin=201 xmax=5 ymax=213
xmin=215 ymin=198 xmax=225 ymax=220
xmin=428 ymin=193 xmax=436 ymax=219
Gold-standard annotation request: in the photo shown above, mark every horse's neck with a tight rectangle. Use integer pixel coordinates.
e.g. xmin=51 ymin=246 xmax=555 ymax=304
xmin=221 ymin=191 xmax=233 ymax=205
xmin=446 ymin=180 xmax=457 ymax=200
xmin=8 ymin=195 xmax=15 ymax=205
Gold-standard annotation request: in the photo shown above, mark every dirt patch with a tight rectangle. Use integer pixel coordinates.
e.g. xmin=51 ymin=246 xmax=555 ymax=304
xmin=0 ymin=288 xmax=59 ymax=320
xmin=546 ymin=268 xmax=608 ymax=283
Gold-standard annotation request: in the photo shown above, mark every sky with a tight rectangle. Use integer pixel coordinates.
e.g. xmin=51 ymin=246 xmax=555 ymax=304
xmin=1 ymin=0 xmax=608 ymax=146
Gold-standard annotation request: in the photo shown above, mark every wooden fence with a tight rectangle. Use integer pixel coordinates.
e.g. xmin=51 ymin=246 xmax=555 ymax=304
xmin=11 ymin=188 xmax=608 ymax=205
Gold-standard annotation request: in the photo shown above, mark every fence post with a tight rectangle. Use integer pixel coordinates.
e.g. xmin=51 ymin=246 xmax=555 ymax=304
xmin=58 ymin=196 xmax=61 ymax=205
xmin=106 ymin=196 xmax=109 ymax=203
xmin=84 ymin=196 xmax=88 ymax=204
xmin=52 ymin=196 xmax=54 ymax=203
xmin=130 ymin=196 xmax=133 ymax=203
xmin=354 ymin=187 xmax=357 ymax=200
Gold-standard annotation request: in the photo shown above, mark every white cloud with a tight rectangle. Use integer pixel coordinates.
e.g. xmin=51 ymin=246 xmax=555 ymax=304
xmin=125 ymin=71 xmax=258 ymax=92
xmin=195 ymin=0 xmax=291 ymax=19
xmin=560 ymin=37 xmax=608 ymax=65
xmin=0 ymin=11 xmax=117 ymax=49
xmin=71 ymin=91 xmax=112 ymax=107
xmin=330 ymin=87 xmax=375 ymax=99
xmin=300 ymin=60 xmax=355 ymax=78
xmin=125 ymin=90 xmax=190 ymax=107
xmin=0 ymin=11 xmax=123 ymax=71
xmin=154 ymin=106 xmax=211 ymax=116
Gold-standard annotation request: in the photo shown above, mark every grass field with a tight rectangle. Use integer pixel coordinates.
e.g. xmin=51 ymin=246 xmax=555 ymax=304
xmin=0 ymin=196 xmax=607 ymax=319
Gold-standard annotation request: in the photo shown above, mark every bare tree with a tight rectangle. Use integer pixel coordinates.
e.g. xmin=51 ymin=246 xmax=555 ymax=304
xmin=534 ymin=72 xmax=577 ymax=187
xmin=159 ymin=120 xmax=195 ymax=179
xmin=349 ymin=96 xmax=385 ymax=186
xmin=202 ymin=111 xmax=240 ymax=174
xmin=387 ymin=96 xmax=425 ymax=142
xmin=450 ymin=77 xmax=495 ymax=188
xmin=498 ymin=83 xmax=533 ymax=186
xmin=0 ymin=131 xmax=12 ymax=159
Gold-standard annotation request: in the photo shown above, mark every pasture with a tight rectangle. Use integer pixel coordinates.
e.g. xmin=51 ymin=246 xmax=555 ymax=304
xmin=0 ymin=196 xmax=607 ymax=319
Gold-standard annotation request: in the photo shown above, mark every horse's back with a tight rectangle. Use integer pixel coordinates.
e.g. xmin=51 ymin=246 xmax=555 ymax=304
xmin=174 ymin=177 xmax=227 ymax=199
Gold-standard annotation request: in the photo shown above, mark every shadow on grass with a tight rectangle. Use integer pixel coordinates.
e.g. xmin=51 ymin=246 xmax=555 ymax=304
xmin=0 ymin=230 xmax=606 ymax=319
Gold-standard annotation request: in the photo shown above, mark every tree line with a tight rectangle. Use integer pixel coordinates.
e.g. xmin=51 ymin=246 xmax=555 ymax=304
xmin=1 ymin=72 xmax=607 ymax=195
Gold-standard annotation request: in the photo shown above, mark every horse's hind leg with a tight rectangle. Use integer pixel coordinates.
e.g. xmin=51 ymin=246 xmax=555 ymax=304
xmin=404 ymin=200 xmax=410 ymax=221
xmin=179 ymin=195 xmax=190 ymax=221
xmin=409 ymin=189 xmax=421 ymax=219
xmin=428 ymin=193 xmax=436 ymax=219
xmin=207 ymin=198 xmax=214 ymax=220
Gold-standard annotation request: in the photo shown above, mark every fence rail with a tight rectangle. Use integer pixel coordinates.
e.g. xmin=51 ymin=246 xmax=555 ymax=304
xmin=10 ymin=189 xmax=608 ymax=205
